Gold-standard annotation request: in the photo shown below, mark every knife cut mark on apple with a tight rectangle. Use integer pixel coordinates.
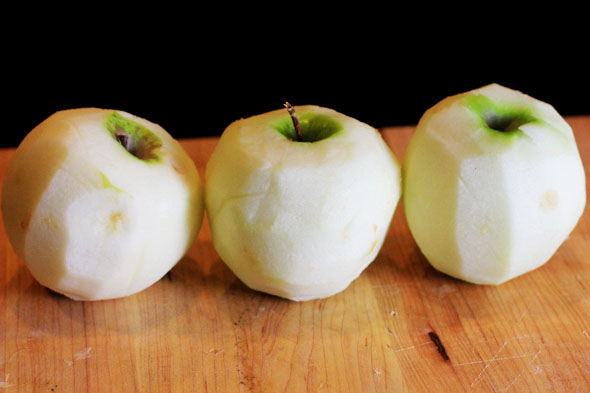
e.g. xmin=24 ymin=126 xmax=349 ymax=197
xmin=539 ymin=190 xmax=559 ymax=211
xmin=109 ymin=212 xmax=124 ymax=232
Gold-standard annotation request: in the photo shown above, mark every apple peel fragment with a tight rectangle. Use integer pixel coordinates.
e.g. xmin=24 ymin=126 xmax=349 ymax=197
xmin=403 ymin=84 xmax=586 ymax=285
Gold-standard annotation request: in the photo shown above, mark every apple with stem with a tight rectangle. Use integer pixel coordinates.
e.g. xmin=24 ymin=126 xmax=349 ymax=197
xmin=403 ymin=84 xmax=586 ymax=284
xmin=1 ymin=108 xmax=204 ymax=300
xmin=205 ymin=104 xmax=401 ymax=301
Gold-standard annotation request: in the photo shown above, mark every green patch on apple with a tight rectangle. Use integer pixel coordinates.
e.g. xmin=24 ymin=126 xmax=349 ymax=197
xmin=99 ymin=171 xmax=123 ymax=193
xmin=105 ymin=111 xmax=163 ymax=162
xmin=273 ymin=113 xmax=342 ymax=142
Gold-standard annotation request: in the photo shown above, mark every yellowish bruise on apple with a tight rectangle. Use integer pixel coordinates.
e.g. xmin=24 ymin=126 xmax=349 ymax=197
xmin=1 ymin=108 xmax=204 ymax=300
xmin=403 ymin=84 xmax=586 ymax=285
xmin=205 ymin=105 xmax=401 ymax=301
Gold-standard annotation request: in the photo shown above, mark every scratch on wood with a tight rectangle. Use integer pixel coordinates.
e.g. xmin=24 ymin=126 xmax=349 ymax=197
xmin=511 ymin=334 xmax=530 ymax=341
xmin=530 ymin=346 xmax=544 ymax=363
xmin=4 ymin=348 xmax=26 ymax=366
xmin=0 ymin=375 xmax=13 ymax=389
xmin=501 ymin=372 xmax=521 ymax=392
xmin=428 ymin=331 xmax=450 ymax=361
xmin=470 ymin=341 xmax=507 ymax=387
xmin=500 ymin=345 xmax=545 ymax=392
xmin=435 ymin=284 xmax=456 ymax=299
xmin=453 ymin=353 xmax=537 ymax=366
xmin=576 ymin=273 xmax=586 ymax=289
xmin=207 ymin=348 xmax=225 ymax=355
xmin=74 ymin=347 xmax=92 ymax=360
xmin=390 ymin=341 xmax=433 ymax=353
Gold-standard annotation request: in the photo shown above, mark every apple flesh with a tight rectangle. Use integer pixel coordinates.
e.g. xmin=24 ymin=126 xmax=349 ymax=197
xmin=205 ymin=105 xmax=401 ymax=301
xmin=403 ymin=84 xmax=586 ymax=284
xmin=1 ymin=108 xmax=204 ymax=300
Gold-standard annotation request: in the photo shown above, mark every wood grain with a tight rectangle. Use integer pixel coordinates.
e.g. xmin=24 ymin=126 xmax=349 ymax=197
xmin=1 ymin=116 xmax=589 ymax=393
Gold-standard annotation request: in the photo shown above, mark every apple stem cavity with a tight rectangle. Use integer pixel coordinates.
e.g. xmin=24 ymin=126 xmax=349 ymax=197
xmin=115 ymin=131 xmax=133 ymax=153
xmin=105 ymin=112 xmax=163 ymax=162
xmin=484 ymin=112 xmax=523 ymax=133
xmin=464 ymin=95 xmax=536 ymax=135
xmin=284 ymin=102 xmax=302 ymax=142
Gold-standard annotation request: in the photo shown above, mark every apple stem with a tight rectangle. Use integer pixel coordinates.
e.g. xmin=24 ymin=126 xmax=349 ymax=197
xmin=284 ymin=102 xmax=302 ymax=142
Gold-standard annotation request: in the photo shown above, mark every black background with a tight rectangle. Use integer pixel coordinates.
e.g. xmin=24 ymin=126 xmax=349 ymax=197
xmin=5 ymin=30 xmax=588 ymax=148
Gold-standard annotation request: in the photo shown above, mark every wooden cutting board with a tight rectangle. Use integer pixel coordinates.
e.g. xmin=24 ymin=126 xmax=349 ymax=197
xmin=1 ymin=116 xmax=589 ymax=393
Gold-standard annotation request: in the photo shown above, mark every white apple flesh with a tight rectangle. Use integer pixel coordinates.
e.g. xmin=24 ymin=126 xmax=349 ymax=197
xmin=403 ymin=84 xmax=586 ymax=284
xmin=1 ymin=108 xmax=204 ymax=300
xmin=205 ymin=105 xmax=401 ymax=301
